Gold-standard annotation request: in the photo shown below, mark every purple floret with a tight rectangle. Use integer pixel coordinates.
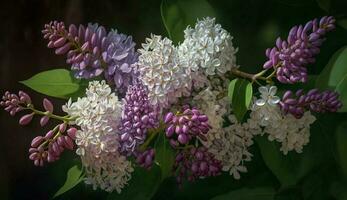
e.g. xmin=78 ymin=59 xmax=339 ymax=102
xmin=42 ymin=21 xmax=138 ymax=93
xmin=164 ymin=105 xmax=211 ymax=148
xmin=118 ymin=84 xmax=159 ymax=155
xmin=174 ymin=147 xmax=222 ymax=185
xmin=279 ymin=89 xmax=342 ymax=118
xmin=263 ymin=16 xmax=335 ymax=84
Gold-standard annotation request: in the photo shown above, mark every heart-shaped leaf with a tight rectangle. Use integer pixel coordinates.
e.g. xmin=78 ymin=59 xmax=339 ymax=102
xmin=20 ymin=69 xmax=88 ymax=100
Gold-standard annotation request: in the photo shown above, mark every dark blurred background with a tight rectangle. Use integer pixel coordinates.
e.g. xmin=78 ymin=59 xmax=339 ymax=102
xmin=0 ymin=0 xmax=347 ymax=199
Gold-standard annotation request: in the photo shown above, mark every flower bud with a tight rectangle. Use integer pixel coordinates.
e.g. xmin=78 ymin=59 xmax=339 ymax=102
xmin=19 ymin=113 xmax=34 ymax=125
xmin=43 ymin=98 xmax=54 ymax=113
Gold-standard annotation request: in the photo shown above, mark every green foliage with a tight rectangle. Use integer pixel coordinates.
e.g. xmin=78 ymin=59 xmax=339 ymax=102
xmin=255 ymin=121 xmax=332 ymax=189
xmin=20 ymin=69 xmax=88 ymax=100
xmin=338 ymin=18 xmax=347 ymax=30
xmin=316 ymin=46 xmax=347 ymax=112
xmin=160 ymin=0 xmax=216 ymax=43
xmin=53 ymin=165 xmax=84 ymax=198
xmin=228 ymin=78 xmax=253 ymax=122
xmin=335 ymin=121 xmax=347 ymax=179
xmin=316 ymin=0 xmax=331 ymax=12
xmin=108 ymin=166 xmax=161 ymax=200
xmin=154 ymin=132 xmax=175 ymax=180
xmin=330 ymin=181 xmax=347 ymax=200
xmin=211 ymin=187 xmax=275 ymax=200
xmin=255 ymin=137 xmax=298 ymax=187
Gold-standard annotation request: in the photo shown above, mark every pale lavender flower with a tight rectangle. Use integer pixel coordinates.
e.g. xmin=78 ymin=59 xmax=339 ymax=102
xmin=42 ymin=21 xmax=138 ymax=93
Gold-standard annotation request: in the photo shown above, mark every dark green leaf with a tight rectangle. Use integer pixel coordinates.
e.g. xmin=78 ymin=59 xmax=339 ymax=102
xmin=211 ymin=187 xmax=275 ymax=200
xmin=160 ymin=0 xmax=216 ymax=43
xmin=154 ymin=132 xmax=175 ymax=180
xmin=255 ymin=136 xmax=297 ymax=187
xmin=255 ymin=122 xmax=332 ymax=189
xmin=316 ymin=0 xmax=331 ymax=12
xmin=228 ymin=78 xmax=253 ymax=122
xmin=108 ymin=166 xmax=161 ymax=200
xmin=53 ymin=165 xmax=84 ymax=198
xmin=335 ymin=121 xmax=347 ymax=179
xmin=316 ymin=46 xmax=347 ymax=112
xmin=330 ymin=181 xmax=347 ymax=200
xmin=337 ymin=18 xmax=347 ymax=30
xmin=20 ymin=69 xmax=88 ymax=100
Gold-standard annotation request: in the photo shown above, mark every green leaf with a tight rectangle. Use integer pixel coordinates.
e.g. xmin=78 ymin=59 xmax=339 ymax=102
xmin=211 ymin=187 xmax=275 ymax=200
xmin=337 ymin=18 xmax=347 ymax=30
xmin=335 ymin=121 xmax=347 ymax=179
xmin=108 ymin=166 xmax=161 ymax=200
xmin=316 ymin=46 xmax=347 ymax=112
xmin=255 ymin=122 xmax=332 ymax=189
xmin=154 ymin=132 xmax=175 ymax=180
xmin=53 ymin=165 xmax=84 ymax=198
xmin=316 ymin=0 xmax=331 ymax=12
xmin=330 ymin=181 xmax=347 ymax=200
xmin=160 ymin=0 xmax=216 ymax=44
xmin=20 ymin=69 xmax=88 ymax=100
xmin=255 ymin=136 xmax=297 ymax=187
xmin=228 ymin=78 xmax=253 ymax=122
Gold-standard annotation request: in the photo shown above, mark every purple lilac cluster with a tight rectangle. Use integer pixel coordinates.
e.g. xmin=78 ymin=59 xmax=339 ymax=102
xmin=164 ymin=106 xmax=211 ymax=148
xmin=279 ymin=89 xmax=342 ymax=118
xmin=1 ymin=91 xmax=60 ymax=127
xmin=29 ymin=126 xmax=77 ymax=166
xmin=0 ymin=91 xmax=31 ymax=116
xmin=118 ymin=84 xmax=159 ymax=155
xmin=174 ymin=147 xmax=222 ymax=185
xmin=135 ymin=148 xmax=155 ymax=169
xmin=42 ymin=21 xmax=138 ymax=94
xmin=263 ymin=16 xmax=335 ymax=84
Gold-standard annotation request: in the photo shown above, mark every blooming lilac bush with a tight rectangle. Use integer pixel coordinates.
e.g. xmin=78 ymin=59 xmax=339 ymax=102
xmin=2 ymin=4 xmax=347 ymax=199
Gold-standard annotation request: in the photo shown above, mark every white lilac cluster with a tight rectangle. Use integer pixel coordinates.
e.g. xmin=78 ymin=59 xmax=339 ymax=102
xmin=62 ymin=81 xmax=133 ymax=193
xmin=138 ymin=18 xmax=238 ymax=108
xmin=178 ymin=17 xmax=238 ymax=81
xmin=251 ymin=86 xmax=316 ymax=154
xmin=192 ymin=87 xmax=259 ymax=179
xmin=137 ymin=34 xmax=191 ymax=108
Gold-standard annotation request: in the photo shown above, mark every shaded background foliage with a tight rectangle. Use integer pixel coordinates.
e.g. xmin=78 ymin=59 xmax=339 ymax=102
xmin=0 ymin=0 xmax=347 ymax=199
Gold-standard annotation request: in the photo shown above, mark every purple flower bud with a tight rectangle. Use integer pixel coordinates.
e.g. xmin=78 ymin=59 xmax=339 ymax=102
xmin=173 ymin=147 xmax=222 ymax=185
xmin=280 ymin=88 xmax=342 ymax=118
xmin=118 ymin=84 xmax=159 ymax=155
xmin=43 ymin=98 xmax=54 ymax=113
xmin=67 ymin=127 xmax=77 ymax=140
xmin=64 ymin=136 xmax=74 ymax=150
xmin=263 ymin=16 xmax=336 ymax=84
xmin=59 ymin=123 xmax=67 ymax=133
xmin=178 ymin=134 xmax=188 ymax=144
xmin=45 ymin=130 xmax=55 ymax=139
xmin=19 ymin=113 xmax=34 ymax=125
xmin=31 ymin=136 xmax=44 ymax=148
xmin=40 ymin=116 xmax=50 ymax=126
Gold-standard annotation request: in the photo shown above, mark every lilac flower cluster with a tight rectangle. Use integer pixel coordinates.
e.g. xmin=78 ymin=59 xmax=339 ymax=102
xmin=118 ymin=84 xmax=159 ymax=155
xmin=135 ymin=148 xmax=155 ymax=169
xmin=174 ymin=147 xmax=222 ymax=184
xmin=164 ymin=106 xmax=211 ymax=147
xmin=42 ymin=21 xmax=138 ymax=93
xmin=263 ymin=16 xmax=335 ymax=84
xmin=279 ymin=89 xmax=342 ymax=118
xmin=29 ymin=125 xmax=77 ymax=166
xmin=0 ymin=91 xmax=31 ymax=116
